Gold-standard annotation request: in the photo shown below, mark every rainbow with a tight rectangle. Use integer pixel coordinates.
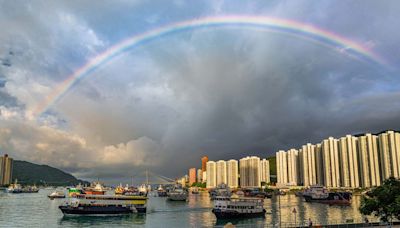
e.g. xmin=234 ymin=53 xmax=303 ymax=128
xmin=34 ymin=15 xmax=386 ymax=116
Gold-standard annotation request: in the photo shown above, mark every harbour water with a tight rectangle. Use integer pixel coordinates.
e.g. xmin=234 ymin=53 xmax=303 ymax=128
xmin=0 ymin=190 xmax=376 ymax=227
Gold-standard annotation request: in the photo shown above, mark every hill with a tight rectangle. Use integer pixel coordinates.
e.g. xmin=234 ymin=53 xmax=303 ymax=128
xmin=12 ymin=160 xmax=88 ymax=186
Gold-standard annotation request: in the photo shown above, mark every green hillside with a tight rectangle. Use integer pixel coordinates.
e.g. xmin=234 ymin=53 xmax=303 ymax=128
xmin=12 ymin=160 xmax=87 ymax=186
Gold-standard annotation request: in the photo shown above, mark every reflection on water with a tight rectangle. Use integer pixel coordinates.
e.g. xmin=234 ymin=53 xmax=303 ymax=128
xmin=0 ymin=189 xmax=377 ymax=227
xmin=59 ymin=214 xmax=146 ymax=226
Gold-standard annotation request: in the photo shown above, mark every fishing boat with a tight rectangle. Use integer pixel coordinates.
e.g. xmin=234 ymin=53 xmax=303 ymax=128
xmin=6 ymin=180 xmax=22 ymax=193
xmin=191 ymin=187 xmax=199 ymax=194
xmin=59 ymin=194 xmax=147 ymax=215
xmin=212 ymin=192 xmax=266 ymax=219
xmin=48 ymin=190 xmax=66 ymax=199
xmin=302 ymin=185 xmax=352 ymax=205
xmin=115 ymin=184 xmax=125 ymax=195
xmin=157 ymin=185 xmax=167 ymax=197
xmin=21 ymin=185 xmax=39 ymax=193
xmin=83 ymin=182 xmax=106 ymax=195
xmin=123 ymin=186 xmax=141 ymax=196
xmin=167 ymin=186 xmax=188 ymax=201
xmin=67 ymin=184 xmax=84 ymax=197
xmin=210 ymin=184 xmax=231 ymax=200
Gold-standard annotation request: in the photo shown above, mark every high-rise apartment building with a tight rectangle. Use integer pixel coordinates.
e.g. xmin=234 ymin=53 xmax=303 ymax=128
xmin=206 ymin=161 xmax=216 ymax=188
xmin=201 ymin=156 xmax=209 ymax=172
xmin=357 ymin=134 xmax=380 ymax=188
xmin=0 ymin=154 xmax=13 ymax=186
xmin=216 ymin=160 xmax=227 ymax=186
xmin=287 ymin=149 xmax=299 ymax=185
xmin=197 ymin=169 xmax=202 ymax=183
xmin=321 ymin=137 xmax=340 ymax=188
xmin=315 ymin=143 xmax=324 ymax=186
xmin=302 ymin=143 xmax=317 ymax=186
xmin=379 ymin=131 xmax=400 ymax=180
xmin=189 ymin=168 xmax=196 ymax=186
xmin=260 ymin=159 xmax=270 ymax=184
xmin=227 ymin=159 xmax=239 ymax=188
xmin=239 ymin=156 xmax=261 ymax=188
xmin=276 ymin=150 xmax=288 ymax=185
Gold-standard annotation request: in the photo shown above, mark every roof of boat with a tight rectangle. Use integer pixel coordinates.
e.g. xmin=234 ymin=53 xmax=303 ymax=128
xmin=74 ymin=194 xmax=147 ymax=199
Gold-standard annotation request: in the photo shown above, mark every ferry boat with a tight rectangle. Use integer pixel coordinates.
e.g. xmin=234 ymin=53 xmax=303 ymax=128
xmin=212 ymin=193 xmax=266 ymax=219
xmin=59 ymin=194 xmax=147 ymax=215
xmin=302 ymin=185 xmax=352 ymax=205
xmin=48 ymin=190 xmax=66 ymax=199
xmin=167 ymin=186 xmax=188 ymax=201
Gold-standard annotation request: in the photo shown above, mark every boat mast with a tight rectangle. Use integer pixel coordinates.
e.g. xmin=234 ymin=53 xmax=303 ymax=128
xmin=146 ymin=170 xmax=149 ymax=185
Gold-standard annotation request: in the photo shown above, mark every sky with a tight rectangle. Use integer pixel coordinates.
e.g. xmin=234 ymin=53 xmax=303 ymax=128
xmin=0 ymin=0 xmax=400 ymax=184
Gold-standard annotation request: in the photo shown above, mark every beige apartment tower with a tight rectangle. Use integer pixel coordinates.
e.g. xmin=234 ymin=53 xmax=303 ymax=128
xmin=287 ymin=149 xmax=299 ymax=185
xmin=378 ymin=131 xmax=400 ymax=180
xmin=206 ymin=161 xmax=217 ymax=188
xmin=0 ymin=154 xmax=13 ymax=186
xmin=321 ymin=137 xmax=340 ymax=188
xmin=276 ymin=150 xmax=288 ymax=185
xmin=260 ymin=159 xmax=270 ymax=184
xmin=239 ymin=156 xmax=261 ymax=188
xmin=216 ymin=160 xmax=227 ymax=186
xmin=338 ymin=135 xmax=360 ymax=188
xmin=227 ymin=159 xmax=239 ymax=188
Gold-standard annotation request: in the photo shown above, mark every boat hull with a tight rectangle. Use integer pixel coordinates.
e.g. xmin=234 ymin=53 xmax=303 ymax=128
xmin=59 ymin=205 xmax=146 ymax=215
xmin=167 ymin=197 xmax=187 ymax=201
xmin=303 ymin=193 xmax=351 ymax=205
xmin=212 ymin=209 xmax=266 ymax=219
xmin=157 ymin=191 xmax=167 ymax=197
xmin=303 ymin=196 xmax=351 ymax=205
xmin=48 ymin=195 xmax=65 ymax=199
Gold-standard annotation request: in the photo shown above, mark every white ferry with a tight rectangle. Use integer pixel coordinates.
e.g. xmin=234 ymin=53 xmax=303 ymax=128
xmin=212 ymin=194 xmax=266 ymax=219
xmin=59 ymin=194 xmax=147 ymax=215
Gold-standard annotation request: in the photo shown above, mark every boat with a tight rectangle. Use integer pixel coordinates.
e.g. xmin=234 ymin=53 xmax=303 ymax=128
xmin=6 ymin=180 xmax=23 ymax=193
xmin=302 ymin=185 xmax=352 ymax=205
xmin=48 ymin=190 xmax=66 ymax=199
xmin=212 ymin=193 xmax=266 ymax=219
xmin=22 ymin=185 xmax=39 ymax=193
xmin=167 ymin=186 xmax=188 ymax=201
xmin=68 ymin=184 xmax=84 ymax=197
xmin=123 ymin=186 xmax=142 ymax=196
xmin=157 ymin=185 xmax=167 ymax=197
xmin=138 ymin=184 xmax=148 ymax=196
xmin=243 ymin=189 xmax=269 ymax=198
xmin=83 ymin=182 xmax=106 ymax=195
xmin=210 ymin=184 xmax=231 ymax=200
xmin=115 ymin=184 xmax=124 ymax=195
xmin=191 ymin=187 xmax=199 ymax=195
xmin=59 ymin=194 xmax=147 ymax=215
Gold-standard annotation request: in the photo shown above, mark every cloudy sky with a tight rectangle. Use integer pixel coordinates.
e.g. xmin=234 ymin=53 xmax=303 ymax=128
xmin=0 ymin=0 xmax=399 ymax=183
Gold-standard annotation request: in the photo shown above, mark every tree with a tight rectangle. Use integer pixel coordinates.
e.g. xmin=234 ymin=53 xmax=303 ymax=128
xmin=359 ymin=177 xmax=400 ymax=223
